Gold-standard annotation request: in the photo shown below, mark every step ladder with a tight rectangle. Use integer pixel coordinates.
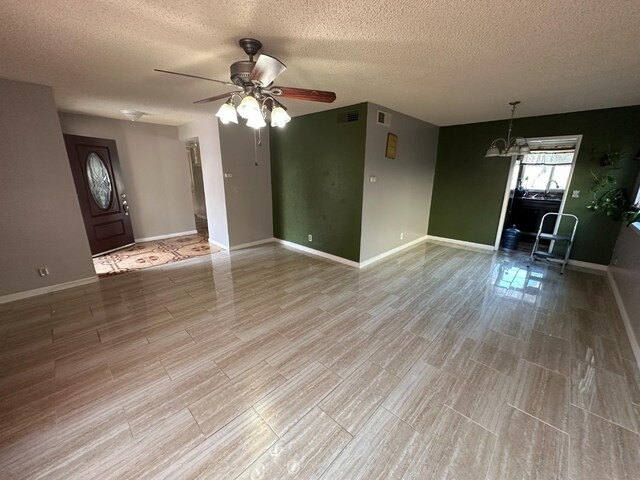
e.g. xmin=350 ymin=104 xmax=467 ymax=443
xmin=528 ymin=213 xmax=578 ymax=274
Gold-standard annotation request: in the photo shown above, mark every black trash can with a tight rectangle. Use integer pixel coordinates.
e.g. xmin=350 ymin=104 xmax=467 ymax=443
xmin=501 ymin=225 xmax=520 ymax=251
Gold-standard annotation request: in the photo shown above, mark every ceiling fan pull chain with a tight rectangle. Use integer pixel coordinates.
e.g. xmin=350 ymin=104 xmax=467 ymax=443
xmin=254 ymin=129 xmax=260 ymax=166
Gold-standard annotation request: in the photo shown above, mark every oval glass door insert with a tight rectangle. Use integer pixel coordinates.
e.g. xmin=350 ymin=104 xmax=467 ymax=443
xmin=86 ymin=152 xmax=112 ymax=210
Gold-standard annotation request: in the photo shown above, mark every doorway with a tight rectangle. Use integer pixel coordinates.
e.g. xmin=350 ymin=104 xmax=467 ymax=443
xmin=496 ymin=135 xmax=582 ymax=252
xmin=186 ymin=141 xmax=208 ymax=238
xmin=64 ymin=134 xmax=135 ymax=256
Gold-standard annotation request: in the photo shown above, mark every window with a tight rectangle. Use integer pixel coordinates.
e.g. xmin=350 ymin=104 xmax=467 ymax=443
xmin=520 ymin=164 xmax=572 ymax=190
xmin=519 ymin=152 xmax=574 ymax=191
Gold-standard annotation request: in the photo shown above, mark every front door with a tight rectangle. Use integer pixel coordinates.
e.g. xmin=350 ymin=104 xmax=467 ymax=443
xmin=64 ymin=134 xmax=134 ymax=256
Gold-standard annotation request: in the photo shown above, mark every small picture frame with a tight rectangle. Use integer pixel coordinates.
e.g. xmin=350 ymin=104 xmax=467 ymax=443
xmin=385 ymin=133 xmax=398 ymax=159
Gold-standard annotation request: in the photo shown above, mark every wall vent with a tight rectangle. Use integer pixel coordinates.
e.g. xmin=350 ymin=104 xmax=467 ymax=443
xmin=377 ymin=110 xmax=391 ymax=127
xmin=338 ymin=111 xmax=360 ymax=123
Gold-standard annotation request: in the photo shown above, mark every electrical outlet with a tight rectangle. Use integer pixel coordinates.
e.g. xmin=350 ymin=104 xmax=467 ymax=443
xmin=369 ymin=176 xmax=377 ymax=183
xmin=400 ymin=232 xmax=404 ymax=240
xmin=224 ymin=172 xmax=233 ymax=178
xmin=37 ymin=266 xmax=49 ymax=277
xmin=308 ymin=234 xmax=313 ymax=242
xmin=572 ymin=190 xmax=580 ymax=198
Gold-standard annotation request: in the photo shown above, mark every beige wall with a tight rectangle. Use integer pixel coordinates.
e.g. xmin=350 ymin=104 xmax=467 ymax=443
xmin=0 ymin=79 xmax=95 ymax=297
xmin=178 ymin=117 xmax=229 ymax=248
xmin=360 ymin=103 xmax=439 ymax=262
xmin=219 ymin=123 xmax=273 ymax=247
xmin=59 ymin=113 xmax=195 ymax=240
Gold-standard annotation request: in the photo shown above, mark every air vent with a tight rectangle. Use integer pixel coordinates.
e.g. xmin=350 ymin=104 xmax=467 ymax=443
xmin=377 ymin=110 xmax=391 ymax=127
xmin=338 ymin=111 xmax=360 ymax=123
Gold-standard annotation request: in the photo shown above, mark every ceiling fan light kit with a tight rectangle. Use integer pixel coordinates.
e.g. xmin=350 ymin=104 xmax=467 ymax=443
xmin=485 ymin=101 xmax=530 ymax=158
xmin=155 ymin=38 xmax=336 ymax=130
xmin=215 ymin=101 xmax=238 ymax=124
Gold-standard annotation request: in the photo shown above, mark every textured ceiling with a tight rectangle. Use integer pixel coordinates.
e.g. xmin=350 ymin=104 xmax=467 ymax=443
xmin=1 ymin=0 xmax=639 ymax=126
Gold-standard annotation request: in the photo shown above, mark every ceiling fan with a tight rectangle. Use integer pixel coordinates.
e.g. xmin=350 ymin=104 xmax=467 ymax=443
xmin=155 ymin=38 xmax=337 ymax=129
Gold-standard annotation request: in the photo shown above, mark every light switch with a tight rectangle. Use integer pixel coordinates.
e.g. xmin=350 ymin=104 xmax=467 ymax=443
xmin=224 ymin=173 xmax=233 ymax=178
xmin=369 ymin=176 xmax=377 ymax=183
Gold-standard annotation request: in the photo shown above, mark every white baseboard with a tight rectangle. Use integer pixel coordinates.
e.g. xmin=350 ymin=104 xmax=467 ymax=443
xmin=135 ymin=230 xmax=198 ymax=243
xmin=208 ymin=239 xmax=229 ymax=251
xmin=607 ymin=268 xmax=640 ymax=366
xmin=0 ymin=276 xmax=99 ymax=305
xmin=567 ymin=259 xmax=608 ymax=272
xmin=229 ymin=238 xmax=275 ymax=251
xmin=273 ymin=238 xmax=360 ymax=268
xmin=426 ymin=235 xmax=496 ymax=252
xmin=360 ymin=235 xmax=430 ymax=267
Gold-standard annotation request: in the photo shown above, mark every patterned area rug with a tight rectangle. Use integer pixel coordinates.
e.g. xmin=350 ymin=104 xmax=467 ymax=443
xmin=93 ymin=234 xmax=219 ymax=276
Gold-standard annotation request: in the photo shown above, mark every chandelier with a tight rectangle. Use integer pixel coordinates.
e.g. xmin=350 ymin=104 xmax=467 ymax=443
xmin=485 ymin=101 xmax=530 ymax=157
xmin=215 ymin=91 xmax=291 ymax=129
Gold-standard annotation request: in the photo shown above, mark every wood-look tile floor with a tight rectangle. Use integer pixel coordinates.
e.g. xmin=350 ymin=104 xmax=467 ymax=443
xmin=1 ymin=242 xmax=639 ymax=479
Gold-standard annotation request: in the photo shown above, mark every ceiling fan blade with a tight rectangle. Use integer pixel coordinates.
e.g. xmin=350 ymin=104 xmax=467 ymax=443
xmin=154 ymin=69 xmax=237 ymax=87
xmin=249 ymin=54 xmax=286 ymax=87
xmin=271 ymin=86 xmax=336 ymax=103
xmin=193 ymin=92 xmax=235 ymax=104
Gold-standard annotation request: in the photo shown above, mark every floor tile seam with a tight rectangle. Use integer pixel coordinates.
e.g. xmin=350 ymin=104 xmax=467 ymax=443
xmin=506 ymin=403 xmax=569 ymax=435
xmin=316 ymin=404 xmax=356 ymax=439
xmin=442 ymin=404 xmax=498 ymax=438
xmin=569 ymin=402 xmax=640 ymax=436
xmin=518 ymin=357 xmax=569 ymax=378
xmin=469 ymin=357 xmax=518 ymax=378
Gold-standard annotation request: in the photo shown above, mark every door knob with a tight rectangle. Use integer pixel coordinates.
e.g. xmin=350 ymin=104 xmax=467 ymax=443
xmin=122 ymin=199 xmax=130 ymax=215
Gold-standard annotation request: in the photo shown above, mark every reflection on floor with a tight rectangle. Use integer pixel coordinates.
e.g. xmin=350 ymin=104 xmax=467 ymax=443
xmin=195 ymin=215 xmax=208 ymax=238
xmin=93 ymin=234 xmax=218 ymax=276
xmin=1 ymin=242 xmax=639 ymax=479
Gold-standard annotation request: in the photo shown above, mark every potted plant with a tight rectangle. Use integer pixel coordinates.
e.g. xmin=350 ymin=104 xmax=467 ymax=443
xmin=587 ymin=149 xmax=639 ymax=226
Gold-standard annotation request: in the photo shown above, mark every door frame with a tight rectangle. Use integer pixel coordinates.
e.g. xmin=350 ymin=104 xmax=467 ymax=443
xmin=493 ymin=134 xmax=583 ymax=250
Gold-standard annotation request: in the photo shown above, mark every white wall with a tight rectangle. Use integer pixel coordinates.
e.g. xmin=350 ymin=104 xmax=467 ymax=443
xmin=610 ymin=225 xmax=640 ymax=348
xmin=59 ymin=113 xmax=195 ymax=240
xmin=359 ymin=103 xmax=439 ymax=262
xmin=178 ymin=117 xmax=229 ymax=248
xmin=219 ymin=123 xmax=273 ymax=247
xmin=609 ymin=172 xmax=640 ymax=358
xmin=0 ymin=79 xmax=95 ymax=297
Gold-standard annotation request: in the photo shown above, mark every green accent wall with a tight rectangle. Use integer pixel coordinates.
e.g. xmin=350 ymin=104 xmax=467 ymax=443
xmin=270 ymin=103 xmax=368 ymax=262
xmin=428 ymin=105 xmax=640 ymax=265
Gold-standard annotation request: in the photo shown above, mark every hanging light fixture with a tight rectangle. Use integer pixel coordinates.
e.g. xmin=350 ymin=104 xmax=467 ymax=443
xmin=270 ymin=106 xmax=291 ymax=128
xmin=215 ymin=92 xmax=293 ymax=131
xmin=215 ymin=100 xmax=238 ymax=124
xmin=485 ymin=101 xmax=530 ymax=158
xmin=236 ymin=95 xmax=261 ymax=120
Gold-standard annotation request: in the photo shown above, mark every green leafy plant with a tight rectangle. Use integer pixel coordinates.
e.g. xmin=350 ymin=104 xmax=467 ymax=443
xmin=587 ymin=149 xmax=639 ymax=225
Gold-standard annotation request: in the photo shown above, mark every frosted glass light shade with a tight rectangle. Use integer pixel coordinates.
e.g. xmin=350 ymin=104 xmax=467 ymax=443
xmin=485 ymin=146 xmax=501 ymax=157
xmin=215 ymin=102 xmax=238 ymax=124
xmin=246 ymin=114 xmax=266 ymax=129
xmin=236 ymin=95 xmax=261 ymax=120
xmin=270 ymin=106 xmax=291 ymax=128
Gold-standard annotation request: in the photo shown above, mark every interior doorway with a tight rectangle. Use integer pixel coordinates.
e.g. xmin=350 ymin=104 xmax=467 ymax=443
xmin=186 ymin=141 xmax=208 ymax=238
xmin=496 ymin=135 xmax=582 ymax=251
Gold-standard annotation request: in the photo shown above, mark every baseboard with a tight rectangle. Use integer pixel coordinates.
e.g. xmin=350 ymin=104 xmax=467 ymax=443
xmin=426 ymin=235 xmax=496 ymax=252
xmin=208 ymin=239 xmax=229 ymax=251
xmin=273 ymin=238 xmax=360 ymax=268
xmin=135 ymin=230 xmax=198 ymax=243
xmin=360 ymin=235 xmax=430 ymax=267
xmin=229 ymin=238 xmax=276 ymax=251
xmin=567 ymin=259 xmax=608 ymax=272
xmin=606 ymin=268 xmax=640 ymax=366
xmin=0 ymin=276 xmax=99 ymax=305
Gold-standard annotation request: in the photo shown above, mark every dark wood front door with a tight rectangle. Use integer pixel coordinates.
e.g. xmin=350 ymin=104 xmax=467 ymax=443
xmin=64 ymin=135 xmax=134 ymax=256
